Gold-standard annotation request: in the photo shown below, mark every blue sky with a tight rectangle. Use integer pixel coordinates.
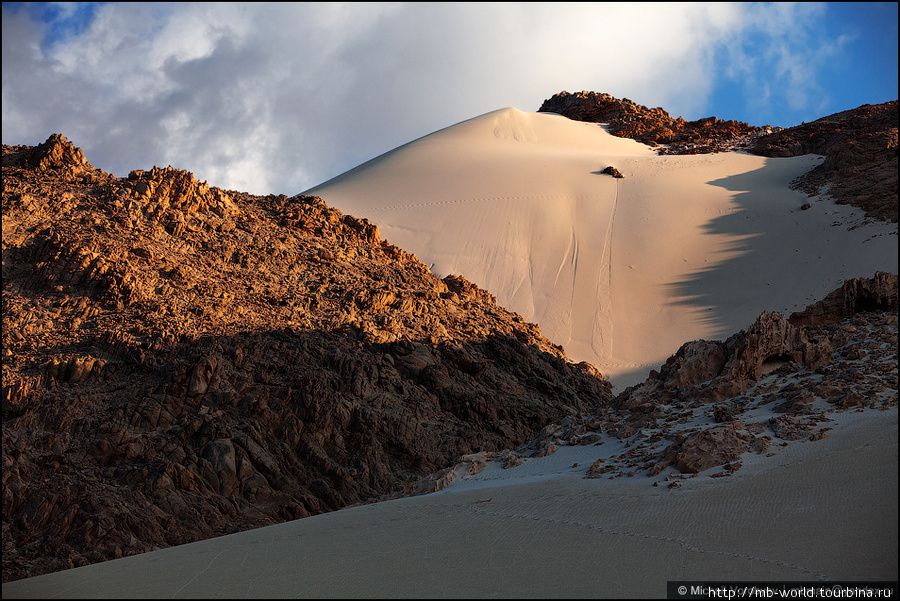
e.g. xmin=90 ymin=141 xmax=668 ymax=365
xmin=2 ymin=2 xmax=897 ymax=195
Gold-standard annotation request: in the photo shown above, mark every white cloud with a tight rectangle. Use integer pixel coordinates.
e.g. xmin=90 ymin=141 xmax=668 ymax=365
xmin=0 ymin=2 xmax=886 ymax=195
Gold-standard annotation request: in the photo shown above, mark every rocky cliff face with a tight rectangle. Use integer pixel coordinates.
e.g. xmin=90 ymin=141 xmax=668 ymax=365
xmin=788 ymin=271 xmax=898 ymax=327
xmin=2 ymin=135 xmax=613 ymax=581
xmin=539 ymin=91 xmax=898 ymax=222
xmin=620 ymin=272 xmax=898 ymax=409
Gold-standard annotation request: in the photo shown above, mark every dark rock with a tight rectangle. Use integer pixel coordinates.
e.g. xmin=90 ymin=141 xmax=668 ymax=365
xmin=789 ymin=272 xmax=898 ymax=326
xmin=674 ymin=421 xmax=750 ymax=473
xmin=601 ymin=166 xmax=624 ymax=178
xmin=748 ymin=101 xmax=898 ymax=223
xmin=539 ymin=90 xmax=764 ymax=155
xmin=1 ymin=135 xmax=614 ymax=583
xmin=539 ymin=91 xmax=897 ymax=223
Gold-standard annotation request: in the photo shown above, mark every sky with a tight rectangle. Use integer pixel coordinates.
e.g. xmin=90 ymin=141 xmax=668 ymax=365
xmin=2 ymin=2 xmax=898 ymax=196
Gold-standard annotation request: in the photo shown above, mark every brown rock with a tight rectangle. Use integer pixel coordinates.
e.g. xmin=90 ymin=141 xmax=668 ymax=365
xmin=769 ymin=416 xmax=812 ymax=441
xmin=601 ymin=166 xmax=624 ymax=178
xmin=789 ymin=272 xmax=898 ymax=326
xmin=539 ymin=92 xmax=897 ymax=223
xmin=749 ymin=101 xmax=898 ymax=223
xmin=674 ymin=422 xmax=749 ymax=473
xmin=29 ymin=134 xmax=89 ymax=174
xmin=1 ymin=135 xmax=614 ymax=583
xmin=539 ymin=91 xmax=764 ymax=154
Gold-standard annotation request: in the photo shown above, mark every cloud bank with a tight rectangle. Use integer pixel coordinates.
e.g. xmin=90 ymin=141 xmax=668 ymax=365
xmin=2 ymin=2 xmax=897 ymax=195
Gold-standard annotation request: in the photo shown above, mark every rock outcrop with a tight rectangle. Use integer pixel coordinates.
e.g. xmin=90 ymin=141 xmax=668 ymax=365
xmin=538 ymin=90 xmax=767 ymax=154
xmin=539 ymin=91 xmax=898 ymax=222
xmin=600 ymin=165 xmax=624 ymax=179
xmin=2 ymin=135 xmax=614 ymax=582
xmin=428 ymin=273 xmax=896 ymax=488
xmin=616 ymin=275 xmax=895 ymax=411
xmin=606 ymin=273 xmax=898 ymax=476
xmin=749 ymin=101 xmax=898 ymax=223
xmin=789 ymin=272 xmax=898 ymax=326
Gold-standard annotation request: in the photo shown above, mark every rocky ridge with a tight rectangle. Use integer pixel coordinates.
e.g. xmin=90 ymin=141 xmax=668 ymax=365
xmin=538 ymin=90 xmax=770 ymax=155
xmin=400 ymin=273 xmax=897 ymax=491
xmin=750 ymin=101 xmax=898 ymax=223
xmin=2 ymin=135 xmax=613 ymax=582
xmin=538 ymin=91 xmax=898 ymax=222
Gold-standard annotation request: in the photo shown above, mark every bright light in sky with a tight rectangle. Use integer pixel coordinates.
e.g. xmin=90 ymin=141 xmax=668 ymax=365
xmin=2 ymin=2 xmax=897 ymax=195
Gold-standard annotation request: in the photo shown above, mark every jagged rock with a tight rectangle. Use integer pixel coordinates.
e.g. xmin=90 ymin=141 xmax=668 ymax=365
xmin=771 ymin=388 xmax=818 ymax=415
xmin=393 ymin=451 xmax=493 ymax=498
xmin=585 ymin=458 xmax=614 ymax=478
xmin=617 ymin=306 xmax=856 ymax=411
xmin=26 ymin=134 xmax=89 ymax=174
xmin=789 ymin=272 xmax=898 ymax=326
xmin=674 ymin=421 xmax=751 ymax=474
xmin=716 ymin=311 xmax=837 ymax=393
xmin=540 ymin=91 xmax=897 ymax=223
xmin=498 ymin=449 xmax=523 ymax=468
xmin=2 ymin=135 xmax=614 ymax=583
xmin=749 ymin=101 xmax=898 ymax=223
xmin=657 ymin=339 xmax=727 ymax=390
xmin=126 ymin=166 xmax=239 ymax=223
xmin=768 ymin=416 xmax=815 ymax=441
xmin=539 ymin=91 xmax=765 ymax=154
xmin=605 ymin=274 xmax=897 ymax=477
